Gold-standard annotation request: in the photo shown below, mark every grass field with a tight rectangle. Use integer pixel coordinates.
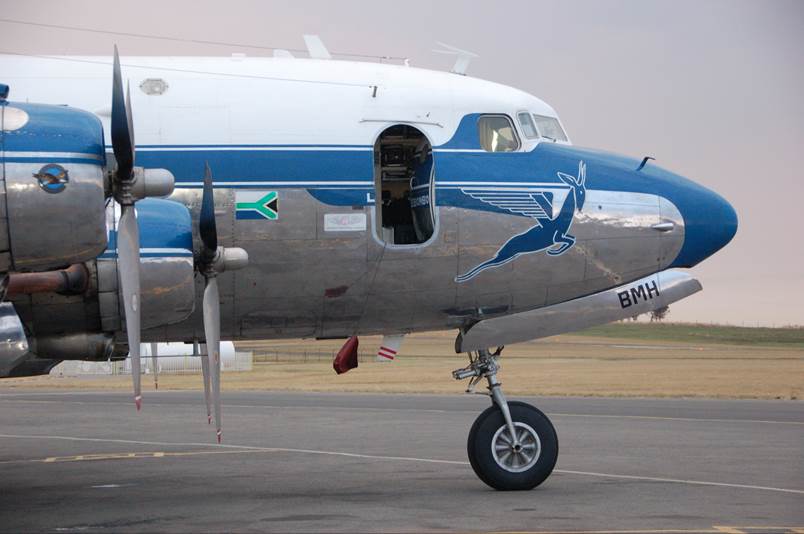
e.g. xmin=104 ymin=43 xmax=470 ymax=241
xmin=2 ymin=323 xmax=802 ymax=400
xmin=576 ymin=322 xmax=804 ymax=347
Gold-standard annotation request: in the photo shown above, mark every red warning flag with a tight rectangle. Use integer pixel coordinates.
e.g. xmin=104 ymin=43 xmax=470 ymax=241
xmin=333 ymin=336 xmax=359 ymax=374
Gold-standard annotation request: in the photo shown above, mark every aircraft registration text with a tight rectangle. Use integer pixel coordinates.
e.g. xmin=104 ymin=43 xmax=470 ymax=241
xmin=618 ymin=280 xmax=660 ymax=309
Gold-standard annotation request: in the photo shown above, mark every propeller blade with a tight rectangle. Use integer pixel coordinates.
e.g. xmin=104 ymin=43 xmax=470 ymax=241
xmin=211 ymin=339 xmax=221 ymax=442
xmin=150 ymin=342 xmax=158 ymax=390
xmin=199 ymin=163 xmax=217 ymax=257
xmin=125 ymin=80 xmax=135 ymax=151
xmin=203 ymin=277 xmax=222 ymax=442
xmin=118 ymin=205 xmax=142 ymax=409
xmin=111 ymin=45 xmax=134 ymax=180
xmin=197 ymin=341 xmax=212 ymax=424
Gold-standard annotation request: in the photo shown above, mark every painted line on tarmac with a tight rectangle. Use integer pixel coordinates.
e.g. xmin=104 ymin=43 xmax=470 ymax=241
xmin=495 ymin=528 xmax=804 ymax=534
xmin=0 ymin=391 xmax=118 ymax=397
xmin=0 ymin=434 xmax=468 ymax=467
xmin=554 ymin=469 xmax=804 ymax=495
xmin=549 ymin=412 xmax=804 ymax=426
xmin=0 ymin=433 xmax=802 ymax=495
xmin=0 ymin=398 xmax=463 ymax=415
xmin=1 ymin=398 xmax=802 ymax=425
xmin=499 ymin=531 xmax=706 ymax=534
xmin=0 ymin=449 xmax=272 ymax=465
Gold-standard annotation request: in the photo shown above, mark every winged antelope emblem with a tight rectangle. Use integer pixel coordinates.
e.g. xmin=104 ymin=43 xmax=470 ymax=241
xmin=455 ymin=161 xmax=587 ymax=282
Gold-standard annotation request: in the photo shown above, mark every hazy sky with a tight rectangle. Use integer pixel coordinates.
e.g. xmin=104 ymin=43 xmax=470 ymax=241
xmin=2 ymin=0 xmax=802 ymax=326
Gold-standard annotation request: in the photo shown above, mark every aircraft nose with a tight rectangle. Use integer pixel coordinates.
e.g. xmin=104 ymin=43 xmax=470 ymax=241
xmin=670 ymin=182 xmax=738 ymax=268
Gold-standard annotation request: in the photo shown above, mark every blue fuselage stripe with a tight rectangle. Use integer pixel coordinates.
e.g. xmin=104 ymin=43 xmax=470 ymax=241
xmin=131 ymin=143 xmax=732 ymax=269
xmin=135 ymin=149 xmax=375 ymax=183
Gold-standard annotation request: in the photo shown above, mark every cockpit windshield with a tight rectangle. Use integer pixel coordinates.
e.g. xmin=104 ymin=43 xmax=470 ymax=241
xmin=517 ymin=112 xmax=539 ymax=139
xmin=531 ymin=114 xmax=568 ymax=142
xmin=517 ymin=112 xmax=568 ymax=143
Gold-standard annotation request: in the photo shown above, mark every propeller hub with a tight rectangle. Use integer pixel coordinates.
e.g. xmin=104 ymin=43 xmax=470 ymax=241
xmin=112 ymin=174 xmax=136 ymax=206
xmin=132 ymin=168 xmax=175 ymax=199
xmin=113 ymin=167 xmax=175 ymax=204
xmin=213 ymin=247 xmax=249 ymax=274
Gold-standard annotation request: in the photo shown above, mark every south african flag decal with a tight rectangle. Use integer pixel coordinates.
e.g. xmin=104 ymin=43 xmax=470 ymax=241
xmin=235 ymin=191 xmax=278 ymax=220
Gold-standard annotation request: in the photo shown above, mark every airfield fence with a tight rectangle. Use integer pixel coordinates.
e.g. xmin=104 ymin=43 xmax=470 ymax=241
xmin=52 ymin=352 xmax=253 ymax=376
xmin=249 ymin=348 xmax=466 ymax=362
xmin=251 ymin=349 xmax=376 ymax=364
xmin=111 ymin=352 xmax=254 ymax=375
xmin=52 ymin=348 xmax=462 ymax=378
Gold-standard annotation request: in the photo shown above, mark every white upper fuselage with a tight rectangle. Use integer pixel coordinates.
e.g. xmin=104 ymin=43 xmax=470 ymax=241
xmin=0 ymin=55 xmax=568 ymax=150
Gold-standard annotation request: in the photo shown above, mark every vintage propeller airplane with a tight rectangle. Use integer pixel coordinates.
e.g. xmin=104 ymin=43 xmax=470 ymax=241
xmin=0 ymin=41 xmax=737 ymax=490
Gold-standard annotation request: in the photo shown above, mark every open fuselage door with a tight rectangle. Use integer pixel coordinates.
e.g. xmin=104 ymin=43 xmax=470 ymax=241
xmin=373 ymin=124 xmax=435 ymax=246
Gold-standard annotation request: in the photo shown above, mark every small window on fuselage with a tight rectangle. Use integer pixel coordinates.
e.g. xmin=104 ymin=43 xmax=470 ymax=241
xmin=517 ymin=112 xmax=539 ymax=139
xmin=478 ymin=115 xmax=520 ymax=152
xmin=532 ymin=114 xmax=568 ymax=142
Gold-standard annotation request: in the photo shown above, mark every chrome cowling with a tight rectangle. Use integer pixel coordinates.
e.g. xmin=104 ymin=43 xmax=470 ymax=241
xmin=5 ymin=198 xmax=196 ymax=377
xmin=0 ymin=102 xmax=107 ymax=272
xmin=97 ymin=198 xmax=196 ymax=334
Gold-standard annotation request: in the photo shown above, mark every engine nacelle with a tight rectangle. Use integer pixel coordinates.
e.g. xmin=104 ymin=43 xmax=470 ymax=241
xmin=97 ymin=198 xmax=196 ymax=333
xmin=1 ymin=197 xmax=196 ymax=377
xmin=0 ymin=101 xmax=107 ymax=272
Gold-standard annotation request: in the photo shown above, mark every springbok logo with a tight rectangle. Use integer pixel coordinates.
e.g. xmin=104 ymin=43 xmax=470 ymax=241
xmin=455 ymin=161 xmax=587 ymax=283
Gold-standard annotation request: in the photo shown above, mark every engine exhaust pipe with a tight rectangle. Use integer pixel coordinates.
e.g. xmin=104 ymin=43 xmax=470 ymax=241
xmin=31 ymin=333 xmax=120 ymax=361
xmin=6 ymin=264 xmax=88 ymax=296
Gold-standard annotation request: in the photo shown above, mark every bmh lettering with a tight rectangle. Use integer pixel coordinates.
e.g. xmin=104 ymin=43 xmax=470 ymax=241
xmin=618 ymin=280 xmax=660 ymax=308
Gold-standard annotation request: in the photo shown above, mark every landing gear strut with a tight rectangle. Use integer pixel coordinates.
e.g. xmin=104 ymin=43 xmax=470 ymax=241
xmin=453 ymin=347 xmax=558 ymax=490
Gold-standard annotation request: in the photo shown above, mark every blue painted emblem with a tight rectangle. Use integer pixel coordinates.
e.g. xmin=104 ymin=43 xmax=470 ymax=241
xmin=455 ymin=161 xmax=587 ymax=282
xmin=33 ymin=164 xmax=69 ymax=194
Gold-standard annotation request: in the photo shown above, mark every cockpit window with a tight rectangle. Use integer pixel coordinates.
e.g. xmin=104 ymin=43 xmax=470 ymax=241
xmin=478 ymin=115 xmax=520 ymax=152
xmin=517 ymin=112 xmax=539 ymax=139
xmin=532 ymin=114 xmax=568 ymax=142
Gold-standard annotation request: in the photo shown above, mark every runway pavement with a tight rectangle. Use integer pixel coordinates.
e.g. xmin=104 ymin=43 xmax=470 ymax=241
xmin=0 ymin=390 xmax=802 ymax=533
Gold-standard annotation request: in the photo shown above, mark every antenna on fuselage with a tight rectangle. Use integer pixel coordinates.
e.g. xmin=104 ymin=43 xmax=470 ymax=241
xmin=636 ymin=156 xmax=655 ymax=172
xmin=433 ymin=41 xmax=478 ymax=75
xmin=303 ymin=35 xmax=332 ymax=59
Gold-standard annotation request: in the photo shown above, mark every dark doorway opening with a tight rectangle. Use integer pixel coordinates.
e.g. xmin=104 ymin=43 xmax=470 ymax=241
xmin=374 ymin=125 xmax=434 ymax=245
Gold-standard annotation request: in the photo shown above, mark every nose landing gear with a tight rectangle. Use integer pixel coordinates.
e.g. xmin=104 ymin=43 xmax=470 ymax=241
xmin=453 ymin=347 xmax=558 ymax=491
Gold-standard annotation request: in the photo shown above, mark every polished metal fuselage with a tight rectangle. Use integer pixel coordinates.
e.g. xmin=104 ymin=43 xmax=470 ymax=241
xmin=8 ymin=174 xmax=685 ymax=344
xmin=148 ymin=181 xmax=684 ymax=342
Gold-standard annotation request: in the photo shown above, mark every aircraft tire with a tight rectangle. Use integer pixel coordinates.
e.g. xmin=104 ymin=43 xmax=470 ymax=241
xmin=467 ymin=401 xmax=558 ymax=491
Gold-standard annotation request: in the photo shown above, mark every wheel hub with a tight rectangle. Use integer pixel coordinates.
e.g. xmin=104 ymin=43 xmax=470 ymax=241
xmin=491 ymin=422 xmax=541 ymax=473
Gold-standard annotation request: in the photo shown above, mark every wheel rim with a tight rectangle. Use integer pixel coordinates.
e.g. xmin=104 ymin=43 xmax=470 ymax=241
xmin=491 ymin=422 xmax=541 ymax=473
